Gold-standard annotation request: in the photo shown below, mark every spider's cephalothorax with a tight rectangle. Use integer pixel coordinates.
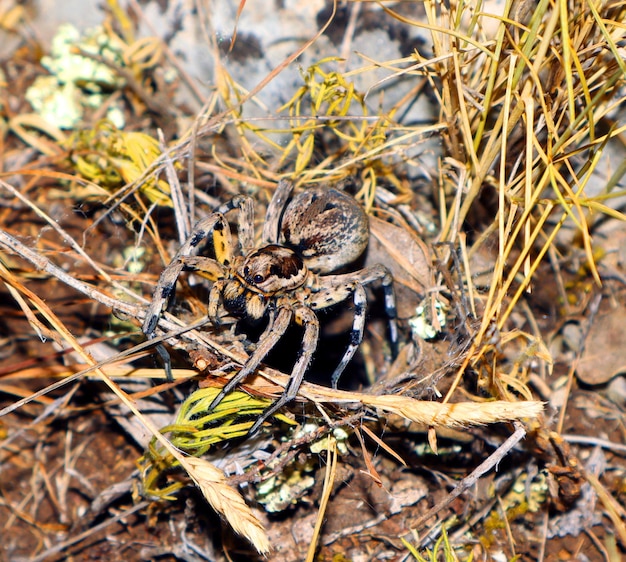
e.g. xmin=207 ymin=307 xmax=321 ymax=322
xmin=143 ymin=180 xmax=398 ymax=433
xmin=221 ymin=245 xmax=307 ymax=319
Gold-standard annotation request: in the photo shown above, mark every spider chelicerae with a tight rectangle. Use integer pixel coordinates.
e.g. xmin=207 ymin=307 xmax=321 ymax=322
xmin=142 ymin=180 xmax=398 ymax=433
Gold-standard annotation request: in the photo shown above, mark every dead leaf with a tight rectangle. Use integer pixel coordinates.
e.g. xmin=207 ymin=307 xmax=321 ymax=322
xmin=367 ymin=216 xmax=432 ymax=318
xmin=577 ymin=304 xmax=626 ymax=385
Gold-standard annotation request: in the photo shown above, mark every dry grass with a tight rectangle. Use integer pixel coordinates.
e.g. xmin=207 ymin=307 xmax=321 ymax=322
xmin=0 ymin=0 xmax=625 ymax=559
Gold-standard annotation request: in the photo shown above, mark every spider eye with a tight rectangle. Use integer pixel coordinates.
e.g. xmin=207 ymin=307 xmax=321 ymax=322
xmin=253 ymin=274 xmax=265 ymax=284
xmin=243 ymin=266 xmax=250 ymax=276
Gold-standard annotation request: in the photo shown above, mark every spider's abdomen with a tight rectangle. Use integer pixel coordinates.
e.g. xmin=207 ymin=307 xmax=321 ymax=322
xmin=238 ymin=245 xmax=307 ymax=295
xmin=280 ymin=187 xmax=369 ymax=274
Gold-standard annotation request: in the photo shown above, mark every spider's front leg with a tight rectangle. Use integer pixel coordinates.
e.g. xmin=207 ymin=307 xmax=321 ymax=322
xmin=142 ymin=214 xmax=232 ymax=339
xmin=208 ymin=306 xmax=293 ymax=411
xmin=207 ymin=303 xmax=320 ymax=434
xmin=309 ymin=264 xmax=398 ymax=389
xmin=143 ymin=195 xmax=255 ymax=336
xmin=222 ymin=195 xmax=255 ymax=255
xmin=142 ymin=201 xmax=250 ymax=379
xmin=142 ymin=255 xmax=226 ymax=380
xmin=248 ymin=306 xmax=320 ymax=434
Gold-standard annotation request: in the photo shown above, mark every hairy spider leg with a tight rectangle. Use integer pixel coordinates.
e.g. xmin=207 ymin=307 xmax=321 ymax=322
xmin=143 ymin=195 xmax=252 ymax=379
xmin=208 ymin=306 xmax=294 ymax=411
xmin=142 ymin=213 xmax=233 ymax=339
xmin=207 ymin=278 xmax=226 ymax=325
xmin=379 ymin=269 xmax=399 ymax=356
xmin=308 ymin=264 xmax=399 ymax=388
xmin=334 ymin=264 xmax=398 ymax=353
xmin=143 ymin=256 xmax=227 ymax=380
xmin=220 ymin=195 xmax=255 ymax=254
xmin=248 ymin=306 xmax=320 ymax=434
xmin=262 ymin=179 xmax=294 ymax=245
xmin=324 ymin=284 xmax=367 ymax=389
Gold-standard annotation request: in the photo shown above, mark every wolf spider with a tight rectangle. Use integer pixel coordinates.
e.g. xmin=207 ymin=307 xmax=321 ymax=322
xmin=143 ymin=180 xmax=398 ymax=433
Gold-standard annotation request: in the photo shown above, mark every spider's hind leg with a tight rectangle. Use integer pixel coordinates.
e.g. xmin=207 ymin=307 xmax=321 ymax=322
xmin=357 ymin=264 xmax=399 ymax=358
xmin=330 ymin=283 xmax=367 ymax=389
xmin=310 ymin=264 xmax=399 ymax=389
xmin=380 ymin=269 xmax=399 ymax=357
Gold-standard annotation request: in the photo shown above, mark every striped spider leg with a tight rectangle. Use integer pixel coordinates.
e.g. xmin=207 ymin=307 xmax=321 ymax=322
xmin=209 ymin=298 xmax=320 ymax=435
xmin=306 ymin=263 xmax=398 ymax=389
xmin=142 ymin=196 xmax=254 ymax=379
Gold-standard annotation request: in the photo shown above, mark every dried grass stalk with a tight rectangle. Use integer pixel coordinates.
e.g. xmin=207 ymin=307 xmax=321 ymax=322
xmin=185 ymin=457 xmax=270 ymax=554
